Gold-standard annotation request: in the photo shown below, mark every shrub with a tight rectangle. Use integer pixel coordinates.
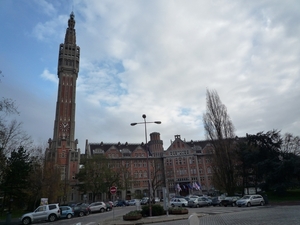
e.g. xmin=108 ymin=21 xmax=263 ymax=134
xmin=124 ymin=210 xmax=142 ymax=216
xmin=169 ymin=206 xmax=187 ymax=211
xmin=141 ymin=204 xmax=165 ymax=217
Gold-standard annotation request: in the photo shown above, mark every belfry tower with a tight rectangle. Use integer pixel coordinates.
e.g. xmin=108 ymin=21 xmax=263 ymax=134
xmin=45 ymin=12 xmax=80 ymax=203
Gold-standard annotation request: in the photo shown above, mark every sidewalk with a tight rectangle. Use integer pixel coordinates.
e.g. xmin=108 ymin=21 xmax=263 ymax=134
xmin=99 ymin=212 xmax=206 ymax=225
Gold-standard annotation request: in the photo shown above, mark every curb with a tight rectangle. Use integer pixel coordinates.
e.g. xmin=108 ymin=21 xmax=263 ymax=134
xmin=99 ymin=213 xmax=206 ymax=225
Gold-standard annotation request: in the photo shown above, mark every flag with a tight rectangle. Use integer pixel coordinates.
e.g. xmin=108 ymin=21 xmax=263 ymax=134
xmin=176 ymin=183 xmax=182 ymax=192
xmin=196 ymin=181 xmax=202 ymax=190
xmin=193 ymin=182 xmax=200 ymax=190
xmin=182 ymin=184 xmax=186 ymax=190
xmin=187 ymin=184 xmax=192 ymax=189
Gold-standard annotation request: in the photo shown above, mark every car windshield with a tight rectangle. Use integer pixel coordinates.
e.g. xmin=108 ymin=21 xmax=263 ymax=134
xmin=241 ymin=195 xmax=250 ymax=199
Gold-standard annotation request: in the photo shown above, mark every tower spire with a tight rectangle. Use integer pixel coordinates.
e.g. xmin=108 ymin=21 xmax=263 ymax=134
xmin=64 ymin=12 xmax=76 ymax=44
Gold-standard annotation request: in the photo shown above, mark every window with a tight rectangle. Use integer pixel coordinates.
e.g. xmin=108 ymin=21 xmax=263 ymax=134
xmin=207 ymin=167 xmax=212 ymax=173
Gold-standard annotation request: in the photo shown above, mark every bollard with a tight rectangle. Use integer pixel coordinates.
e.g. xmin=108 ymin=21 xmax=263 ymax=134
xmin=188 ymin=213 xmax=199 ymax=225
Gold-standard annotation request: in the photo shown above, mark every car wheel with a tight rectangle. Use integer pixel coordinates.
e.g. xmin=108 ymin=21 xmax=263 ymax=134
xmin=260 ymin=201 xmax=264 ymax=206
xmin=86 ymin=210 xmax=90 ymax=216
xmin=22 ymin=217 xmax=31 ymax=225
xmin=100 ymin=208 xmax=105 ymax=213
xmin=79 ymin=211 xmax=84 ymax=217
xmin=48 ymin=214 xmax=57 ymax=222
xmin=247 ymin=202 xmax=251 ymax=207
xmin=66 ymin=213 xmax=72 ymax=219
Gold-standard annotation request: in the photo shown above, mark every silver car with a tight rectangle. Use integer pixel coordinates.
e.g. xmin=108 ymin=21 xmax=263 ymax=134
xmin=236 ymin=194 xmax=265 ymax=207
xmin=170 ymin=198 xmax=188 ymax=207
xmin=188 ymin=197 xmax=208 ymax=208
xmin=88 ymin=202 xmax=107 ymax=213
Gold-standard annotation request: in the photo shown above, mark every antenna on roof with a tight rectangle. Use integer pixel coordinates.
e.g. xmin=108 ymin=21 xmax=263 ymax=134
xmin=72 ymin=0 xmax=74 ymax=13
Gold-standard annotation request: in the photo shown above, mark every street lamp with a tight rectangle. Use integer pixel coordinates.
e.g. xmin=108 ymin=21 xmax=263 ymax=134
xmin=131 ymin=114 xmax=161 ymax=217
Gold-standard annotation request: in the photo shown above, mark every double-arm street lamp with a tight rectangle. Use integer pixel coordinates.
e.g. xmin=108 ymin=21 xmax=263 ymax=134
xmin=131 ymin=114 xmax=161 ymax=217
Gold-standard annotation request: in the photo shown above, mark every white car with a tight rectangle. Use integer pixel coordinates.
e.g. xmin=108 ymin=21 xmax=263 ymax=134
xmin=20 ymin=204 xmax=61 ymax=225
xmin=170 ymin=198 xmax=188 ymax=207
xmin=128 ymin=199 xmax=140 ymax=206
xmin=236 ymin=194 xmax=265 ymax=207
xmin=88 ymin=202 xmax=107 ymax=213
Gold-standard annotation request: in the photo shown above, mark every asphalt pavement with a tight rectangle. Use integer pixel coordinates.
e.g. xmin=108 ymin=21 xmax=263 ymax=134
xmin=2 ymin=203 xmax=300 ymax=225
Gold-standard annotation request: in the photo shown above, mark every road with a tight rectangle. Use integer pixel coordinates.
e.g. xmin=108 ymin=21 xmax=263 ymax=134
xmin=52 ymin=206 xmax=133 ymax=225
xmin=9 ymin=204 xmax=300 ymax=225
xmin=154 ymin=205 xmax=300 ymax=225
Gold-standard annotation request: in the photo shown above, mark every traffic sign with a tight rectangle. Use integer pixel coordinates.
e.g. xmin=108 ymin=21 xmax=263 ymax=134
xmin=110 ymin=186 xmax=117 ymax=195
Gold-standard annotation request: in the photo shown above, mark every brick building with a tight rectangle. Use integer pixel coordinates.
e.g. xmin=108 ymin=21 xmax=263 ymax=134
xmin=45 ymin=12 xmax=81 ymax=204
xmin=85 ymin=133 xmax=215 ymax=201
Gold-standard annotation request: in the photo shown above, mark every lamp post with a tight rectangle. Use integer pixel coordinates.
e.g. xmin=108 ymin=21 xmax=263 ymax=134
xmin=131 ymin=114 xmax=161 ymax=217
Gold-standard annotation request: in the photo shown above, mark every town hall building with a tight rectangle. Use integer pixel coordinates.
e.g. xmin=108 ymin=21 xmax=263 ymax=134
xmin=44 ymin=12 xmax=216 ymax=204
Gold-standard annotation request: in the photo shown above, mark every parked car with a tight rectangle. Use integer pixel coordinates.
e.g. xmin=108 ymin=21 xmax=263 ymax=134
xmin=88 ymin=202 xmax=107 ymax=213
xmin=221 ymin=196 xmax=240 ymax=207
xmin=170 ymin=198 xmax=188 ymax=207
xmin=20 ymin=203 xmax=61 ymax=225
xmin=201 ymin=196 xmax=212 ymax=206
xmin=154 ymin=197 xmax=160 ymax=203
xmin=128 ymin=199 xmax=140 ymax=206
xmin=114 ymin=200 xmax=129 ymax=207
xmin=188 ymin=197 xmax=208 ymax=208
xmin=236 ymin=194 xmax=265 ymax=207
xmin=211 ymin=197 xmax=222 ymax=206
xmin=73 ymin=203 xmax=90 ymax=217
xmin=140 ymin=197 xmax=150 ymax=205
xmin=59 ymin=206 xmax=74 ymax=219
xmin=105 ymin=202 xmax=113 ymax=211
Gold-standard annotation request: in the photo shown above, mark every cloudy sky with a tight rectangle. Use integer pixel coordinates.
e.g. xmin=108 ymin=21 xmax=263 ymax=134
xmin=1 ymin=0 xmax=299 ymax=151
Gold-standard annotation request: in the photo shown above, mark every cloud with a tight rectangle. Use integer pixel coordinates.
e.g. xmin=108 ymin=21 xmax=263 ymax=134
xmin=33 ymin=0 xmax=57 ymax=16
xmin=40 ymin=69 xmax=57 ymax=84
xmin=2 ymin=0 xmax=299 ymax=151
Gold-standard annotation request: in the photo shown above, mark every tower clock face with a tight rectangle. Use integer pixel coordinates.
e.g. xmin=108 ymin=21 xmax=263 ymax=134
xmin=60 ymin=122 xmax=69 ymax=132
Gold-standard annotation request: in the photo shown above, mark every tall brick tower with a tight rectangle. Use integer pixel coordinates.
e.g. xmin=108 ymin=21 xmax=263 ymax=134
xmin=45 ymin=12 xmax=80 ymax=204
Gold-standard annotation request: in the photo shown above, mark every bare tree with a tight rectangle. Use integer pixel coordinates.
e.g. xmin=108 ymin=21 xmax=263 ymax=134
xmin=281 ymin=133 xmax=300 ymax=156
xmin=151 ymin=158 xmax=164 ymax=199
xmin=203 ymin=89 xmax=238 ymax=195
xmin=0 ymin=98 xmax=19 ymax=116
xmin=0 ymin=119 xmax=33 ymax=156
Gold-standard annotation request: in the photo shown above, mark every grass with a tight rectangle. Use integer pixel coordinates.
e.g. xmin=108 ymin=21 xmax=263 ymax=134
xmin=0 ymin=210 xmax=24 ymax=221
xmin=267 ymin=189 xmax=300 ymax=203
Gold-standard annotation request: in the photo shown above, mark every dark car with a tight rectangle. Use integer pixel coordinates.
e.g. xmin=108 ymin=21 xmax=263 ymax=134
xmin=73 ymin=203 xmax=90 ymax=217
xmin=105 ymin=202 xmax=113 ymax=211
xmin=211 ymin=197 xmax=222 ymax=206
xmin=114 ymin=200 xmax=129 ymax=207
xmin=221 ymin=196 xmax=240 ymax=207
xmin=140 ymin=197 xmax=149 ymax=205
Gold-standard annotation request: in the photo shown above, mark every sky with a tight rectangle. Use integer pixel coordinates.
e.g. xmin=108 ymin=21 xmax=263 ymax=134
xmin=1 ymin=0 xmax=299 ymax=152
